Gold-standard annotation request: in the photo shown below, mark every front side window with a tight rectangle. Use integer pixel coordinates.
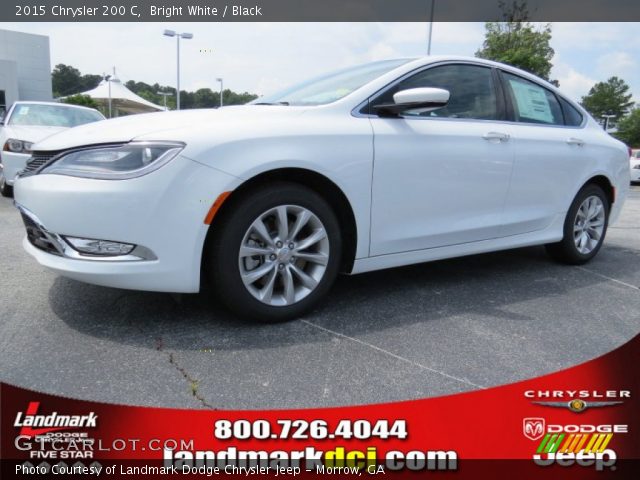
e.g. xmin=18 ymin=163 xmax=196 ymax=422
xmin=370 ymin=64 xmax=499 ymax=120
xmin=502 ymin=72 xmax=563 ymax=126
xmin=8 ymin=103 xmax=104 ymax=128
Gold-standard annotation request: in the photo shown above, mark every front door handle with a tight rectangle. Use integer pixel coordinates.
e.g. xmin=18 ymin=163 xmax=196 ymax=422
xmin=566 ymin=137 xmax=585 ymax=146
xmin=482 ymin=131 xmax=510 ymax=142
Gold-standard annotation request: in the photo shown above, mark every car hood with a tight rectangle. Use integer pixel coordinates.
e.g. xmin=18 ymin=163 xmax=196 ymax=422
xmin=2 ymin=125 xmax=68 ymax=144
xmin=32 ymin=106 xmax=311 ymax=151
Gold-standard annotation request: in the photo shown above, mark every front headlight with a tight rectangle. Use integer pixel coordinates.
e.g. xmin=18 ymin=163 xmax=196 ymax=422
xmin=41 ymin=142 xmax=185 ymax=180
xmin=3 ymin=139 xmax=34 ymax=154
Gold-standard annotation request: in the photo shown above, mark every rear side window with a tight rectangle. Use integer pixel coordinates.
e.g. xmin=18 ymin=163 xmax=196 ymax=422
xmin=502 ymin=72 xmax=563 ymax=126
xmin=559 ymin=97 xmax=584 ymax=127
xmin=370 ymin=64 xmax=499 ymax=120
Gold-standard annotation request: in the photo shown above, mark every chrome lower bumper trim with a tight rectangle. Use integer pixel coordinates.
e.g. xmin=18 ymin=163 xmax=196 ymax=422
xmin=15 ymin=203 xmax=157 ymax=262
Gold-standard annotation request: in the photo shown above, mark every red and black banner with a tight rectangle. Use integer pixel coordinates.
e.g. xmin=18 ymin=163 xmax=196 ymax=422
xmin=2 ymin=334 xmax=639 ymax=478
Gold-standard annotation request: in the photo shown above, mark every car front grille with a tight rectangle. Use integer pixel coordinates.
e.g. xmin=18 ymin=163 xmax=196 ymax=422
xmin=20 ymin=151 xmax=61 ymax=176
xmin=20 ymin=211 xmax=63 ymax=256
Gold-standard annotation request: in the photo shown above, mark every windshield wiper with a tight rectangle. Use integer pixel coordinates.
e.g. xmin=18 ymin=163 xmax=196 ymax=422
xmin=253 ymin=101 xmax=290 ymax=106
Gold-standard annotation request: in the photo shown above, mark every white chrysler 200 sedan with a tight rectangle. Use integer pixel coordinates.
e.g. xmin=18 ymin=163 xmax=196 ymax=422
xmin=14 ymin=56 xmax=630 ymax=321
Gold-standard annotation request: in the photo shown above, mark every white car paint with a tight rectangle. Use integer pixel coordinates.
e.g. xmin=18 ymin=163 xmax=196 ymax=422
xmin=13 ymin=56 xmax=630 ymax=295
xmin=0 ymin=101 xmax=105 ymax=186
xmin=0 ymin=125 xmax=65 ymax=186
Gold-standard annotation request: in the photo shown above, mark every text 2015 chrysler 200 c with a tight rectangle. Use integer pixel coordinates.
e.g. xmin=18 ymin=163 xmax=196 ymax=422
xmin=14 ymin=57 xmax=630 ymax=321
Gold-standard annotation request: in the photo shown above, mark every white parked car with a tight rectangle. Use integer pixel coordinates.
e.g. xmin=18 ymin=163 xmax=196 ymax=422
xmin=0 ymin=101 xmax=105 ymax=196
xmin=13 ymin=57 xmax=630 ymax=321
xmin=631 ymin=150 xmax=640 ymax=184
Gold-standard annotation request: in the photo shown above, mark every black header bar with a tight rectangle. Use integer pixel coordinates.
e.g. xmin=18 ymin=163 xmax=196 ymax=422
xmin=3 ymin=0 xmax=640 ymax=22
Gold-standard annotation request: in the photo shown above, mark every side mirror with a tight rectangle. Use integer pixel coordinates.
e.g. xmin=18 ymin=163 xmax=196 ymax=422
xmin=373 ymin=87 xmax=450 ymax=117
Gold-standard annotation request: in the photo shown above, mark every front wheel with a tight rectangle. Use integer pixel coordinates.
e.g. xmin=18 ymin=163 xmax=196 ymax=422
xmin=206 ymin=183 xmax=342 ymax=322
xmin=545 ymin=184 xmax=609 ymax=265
xmin=0 ymin=172 xmax=12 ymax=198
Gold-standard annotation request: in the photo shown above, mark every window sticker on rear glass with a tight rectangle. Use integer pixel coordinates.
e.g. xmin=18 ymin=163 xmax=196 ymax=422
xmin=509 ymin=79 xmax=552 ymax=123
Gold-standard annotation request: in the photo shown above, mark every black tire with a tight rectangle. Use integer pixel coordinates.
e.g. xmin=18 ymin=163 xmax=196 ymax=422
xmin=206 ymin=182 xmax=342 ymax=322
xmin=545 ymin=184 xmax=609 ymax=265
xmin=0 ymin=173 xmax=13 ymax=198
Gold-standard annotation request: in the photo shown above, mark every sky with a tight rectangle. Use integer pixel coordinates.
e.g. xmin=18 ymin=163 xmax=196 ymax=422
xmin=1 ymin=22 xmax=639 ymax=103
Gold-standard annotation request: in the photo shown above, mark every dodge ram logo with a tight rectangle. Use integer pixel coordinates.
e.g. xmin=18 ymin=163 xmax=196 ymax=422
xmin=523 ymin=418 xmax=545 ymax=441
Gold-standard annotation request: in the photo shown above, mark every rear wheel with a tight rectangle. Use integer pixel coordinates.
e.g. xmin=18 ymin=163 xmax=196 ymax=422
xmin=545 ymin=184 xmax=609 ymax=265
xmin=207 ymin=183 xmax=342 ymax=321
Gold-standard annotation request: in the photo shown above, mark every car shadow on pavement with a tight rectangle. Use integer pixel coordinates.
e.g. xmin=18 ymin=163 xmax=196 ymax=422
xmin=48 ymin=243 xmax=640 ymax=354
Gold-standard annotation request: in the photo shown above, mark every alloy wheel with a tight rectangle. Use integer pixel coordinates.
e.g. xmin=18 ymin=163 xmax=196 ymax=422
xmin=238 ymin=205 xmax=330 ymax=306
xmin=573 ymin=195 xmax=605 ymax=255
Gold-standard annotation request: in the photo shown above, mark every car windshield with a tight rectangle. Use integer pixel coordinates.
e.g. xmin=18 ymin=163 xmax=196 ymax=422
xmin=8 ymin=104 xmax=104 ymax=128
xmin=635 ymin=151 xmax=640 ymax=158
xmin=253 ymin=59 xmax=414 ymax=107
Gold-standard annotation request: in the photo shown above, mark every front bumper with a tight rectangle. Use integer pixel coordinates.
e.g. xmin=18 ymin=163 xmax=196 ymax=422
xmin=17 ymin=204 xmax=157 ymax=261
xmin=631 ymin=167 xmax=640 ymax=183
xmin=14 ymin=155 xmax=240 ymax=293
xmin=1 ymin=151 xmax=30 ymax=185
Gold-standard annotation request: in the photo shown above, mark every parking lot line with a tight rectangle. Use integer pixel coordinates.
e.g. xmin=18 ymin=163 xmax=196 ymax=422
xmin=577 ymin=266 xmax=640 ymax=291
xmin=301 ymin=319 xmax=485 ymax=390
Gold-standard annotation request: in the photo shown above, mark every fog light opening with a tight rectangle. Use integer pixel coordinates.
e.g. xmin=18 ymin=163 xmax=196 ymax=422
xmin=63 ymin=236 xmax=136 ymax=256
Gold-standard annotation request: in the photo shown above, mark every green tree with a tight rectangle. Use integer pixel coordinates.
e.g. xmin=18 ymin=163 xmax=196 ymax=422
xmin=476 ymin=1 xmax=556 ymax=83
xmin=581 ymin=77 xmax=634 ymax=123
xmin=61 ymin=94 xmax=100 ymax=109
xmin=225 ymin=90 xmax=258 ymax=105
xmin=52 ymin=64 xmax=83 ymax=97
xmin=614 ymin=109 xmax=640 ymax=147
xmin=193 ymin=88 xmax=218 ymax=108
xmin=52 ymin=64 xmax=101 ymax=97
xmin=52 ymin=64 xmax=257 ymax=110
xmin=80 ymin=74 xmax=102 ymax=92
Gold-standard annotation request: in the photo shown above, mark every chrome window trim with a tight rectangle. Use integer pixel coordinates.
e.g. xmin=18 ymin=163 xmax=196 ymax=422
xmin=352 ymin=60 xmax=587 ymax=130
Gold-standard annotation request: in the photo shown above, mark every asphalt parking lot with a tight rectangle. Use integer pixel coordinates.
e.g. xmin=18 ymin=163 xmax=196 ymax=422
xmin=1 ymin=186 xmax=639 ymax=410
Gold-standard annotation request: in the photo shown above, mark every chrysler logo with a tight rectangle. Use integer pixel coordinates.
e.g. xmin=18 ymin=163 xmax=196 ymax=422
xmin=532 ymin=400 xmax=623 ymax=413
xmin=523 ymin=417 xmax=546 ymax=441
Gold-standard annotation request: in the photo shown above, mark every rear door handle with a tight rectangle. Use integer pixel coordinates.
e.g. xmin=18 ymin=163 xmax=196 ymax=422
xmin=566 ymin=137 xmax=585 ymax=146
xmin=482 ymin=131 xmax=510 ymax=142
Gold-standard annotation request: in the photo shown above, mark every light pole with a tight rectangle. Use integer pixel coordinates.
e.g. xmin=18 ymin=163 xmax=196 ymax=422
xmin=104 ymin=74 xmax=112 ymax=118
xmin=163 ymin=29 xmax=193 ymax=110
xmin=216 ymin=78 xmax=223 ymax=107
xmin=427 ymin=0 xmax=436 ymax=55
xmin=157 ymin=91 xmax=172 ymax=111
xmin=601 ymin=114 xmax=616 ymax=132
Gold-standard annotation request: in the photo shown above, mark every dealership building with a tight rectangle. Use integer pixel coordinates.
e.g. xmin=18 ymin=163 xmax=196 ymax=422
xmin=0 ymin=29 xmax=52 ymax=115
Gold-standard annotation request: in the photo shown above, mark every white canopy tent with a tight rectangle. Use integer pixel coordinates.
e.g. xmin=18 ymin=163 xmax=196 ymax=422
xmin=70 ymin=76 xmax=165 ymax=116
